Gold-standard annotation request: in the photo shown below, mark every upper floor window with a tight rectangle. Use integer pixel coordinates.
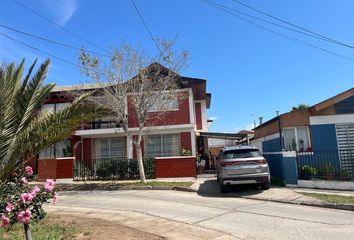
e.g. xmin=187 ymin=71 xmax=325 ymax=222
xmin=148 ymin=94 xmax=178 ymax=112
xmin=145 ymin=133 xmax=180 ymax=157
xmin=283 ymin=127 xmax=311 ymax=151
xmin=41 ymin=102 xmax=70 ymax=116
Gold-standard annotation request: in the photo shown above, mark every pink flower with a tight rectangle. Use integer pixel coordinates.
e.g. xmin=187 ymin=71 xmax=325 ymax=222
xmin=44 ymin=179 xmax=55 ymax=192
xmin=20 ymin=193 xmax=34 ymax=203
xmin=17 ymin=209 xmax=31 ymax=224
xmin=20 ymin=177 xmax=28 ymax=184
xmin=25 ymin=166 xmax=33 ymax=176
xmin=0 ymin=215 xmax=10 ymax=228
xmin=31 ymin=186 xmax=41 ymax=196
xmin=5 ymin=202 xmax=14 ymax=212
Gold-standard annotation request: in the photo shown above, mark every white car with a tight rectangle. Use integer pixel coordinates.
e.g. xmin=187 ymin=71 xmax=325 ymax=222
xmin=216 ymin=146 xmax=271 ymax=193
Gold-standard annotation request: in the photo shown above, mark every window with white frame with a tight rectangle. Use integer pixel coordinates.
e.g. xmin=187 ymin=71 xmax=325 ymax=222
xmin=40 ymin=102 xmax=70 ymax=117
xmin=93 ymin=137 xmax=126 ymax=159
xmin=283 ymin=127 xmax=311 ymax=151
xmin=39 ymin=139 xmax=72 ymax=159
xmin=145 ymin=133 xmax=180 ymax=157
xmin=148 ymin=94 xmax=178 ymax=112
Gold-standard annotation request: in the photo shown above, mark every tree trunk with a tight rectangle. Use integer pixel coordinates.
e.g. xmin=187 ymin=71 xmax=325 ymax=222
xmin=136 ymin=143 xmax=147 ymax=183
xmin=24 ymin=224 xmax=32 ymax=240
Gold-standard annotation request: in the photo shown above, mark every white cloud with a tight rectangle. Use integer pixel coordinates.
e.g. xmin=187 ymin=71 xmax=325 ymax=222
xmin=39 ymin=0 xmax=78 ymax=26
xmin=208 ymin=116 xmax=219 ymax=121
xmin=56 ymin=0 xmax=78 ymax=26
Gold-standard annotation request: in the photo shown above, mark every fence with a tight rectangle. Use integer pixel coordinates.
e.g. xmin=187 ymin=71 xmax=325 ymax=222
xmin=296 ymin=150 xmax=354 ymax=181
xmin=74 ymin=158 xmax=155 ymax=180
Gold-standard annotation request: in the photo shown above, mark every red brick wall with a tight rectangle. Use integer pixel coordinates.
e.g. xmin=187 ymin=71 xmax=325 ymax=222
xmin=155 ymin=157 xmax=196 ymax=178
xmin=56 ymin=159 xmax=74 ymax=178
xmin=128 ymin=91 xmax=190 ymax=128
xmin=38 ymin=159 xmax=57 ymax=181
xmin=195 ymin=102 xmax=202 ymax=130
xmin=180 ymin=132 xmax=192 ymax=152
xmin=83 ymin=138 xmax=92 ymax=166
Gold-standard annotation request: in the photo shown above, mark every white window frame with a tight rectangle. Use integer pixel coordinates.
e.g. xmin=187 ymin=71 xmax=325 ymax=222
xmin=39 ymin=139 xmax=72 ymax=159
xmin=145 ymin=133 xmax=180 ymax=157
xmin=147 ymin=94 xmax=179 ymax=113
xmin=283 ymin=126 xmax=311 ymax=151
xmin=92 ymin=137 xmax=127 ymax=159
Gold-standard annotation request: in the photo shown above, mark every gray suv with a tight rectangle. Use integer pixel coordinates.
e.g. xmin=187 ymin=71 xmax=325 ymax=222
xmin=216 ymin=146 xmax=270 ymax=193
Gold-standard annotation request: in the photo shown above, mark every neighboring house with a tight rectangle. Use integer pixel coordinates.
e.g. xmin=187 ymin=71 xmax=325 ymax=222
xmin=32 ymin=64 xmax=212 ymax=180
xmin=252 ymin=87 xmax=354 ymax=184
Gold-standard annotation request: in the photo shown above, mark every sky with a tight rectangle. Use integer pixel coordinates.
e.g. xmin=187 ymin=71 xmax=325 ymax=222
xmin=1 ymin=0 xmax=354 ymax=132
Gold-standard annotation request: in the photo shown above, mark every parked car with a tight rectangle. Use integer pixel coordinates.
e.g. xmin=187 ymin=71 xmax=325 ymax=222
xmin=216 ymin=146 xmax=270 ymax=193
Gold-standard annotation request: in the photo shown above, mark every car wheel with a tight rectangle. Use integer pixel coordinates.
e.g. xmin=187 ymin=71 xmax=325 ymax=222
xmin=261 ymin=181 xmax=270 ymax=190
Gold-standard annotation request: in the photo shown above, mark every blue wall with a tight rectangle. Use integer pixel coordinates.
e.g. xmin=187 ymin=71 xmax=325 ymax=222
xmin=262 ymin=138 xmax=282 ymax=152
xmin=310 ymin=124 xmax=338 ymax=150
xmin=263 ymin=153 xmax=298 ymax=184
xmin=335 ymin=95 xmax=354 ymax=114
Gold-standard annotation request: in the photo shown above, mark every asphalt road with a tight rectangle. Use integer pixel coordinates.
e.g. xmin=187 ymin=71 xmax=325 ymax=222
xmin=55 ymin=190 xmax=354 ymax=240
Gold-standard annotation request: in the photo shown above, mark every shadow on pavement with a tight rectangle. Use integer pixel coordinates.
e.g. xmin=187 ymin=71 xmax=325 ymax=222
xmin=197 ymin=179 xmax=267 ymax=198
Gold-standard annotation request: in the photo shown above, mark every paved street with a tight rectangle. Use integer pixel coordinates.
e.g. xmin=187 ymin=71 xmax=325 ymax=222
xmin=52 ymin=190 xmax=354 ymax=240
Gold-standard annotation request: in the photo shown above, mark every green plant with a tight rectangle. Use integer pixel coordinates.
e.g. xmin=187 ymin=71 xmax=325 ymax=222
xmin=180 ymin=149 xmax=192 ymax=156
xmin=300 ymin=165 xmax=318 ymax=178
xmin=0 ymin=166 xmax=57 ymax=240
xmin=318 ymin=163 xmax=335 ymax=175
xmin=0 ymin=59 xmax=110 ymax=181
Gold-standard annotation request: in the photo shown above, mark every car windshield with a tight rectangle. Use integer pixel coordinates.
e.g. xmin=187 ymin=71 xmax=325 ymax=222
xmin=223 ymin=149 xmax=262 ymax=159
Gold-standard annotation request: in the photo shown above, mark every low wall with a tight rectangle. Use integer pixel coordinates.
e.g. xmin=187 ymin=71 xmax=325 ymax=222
xmin=298 ymin=180 xmax=354 ymax=191
xmin=155 ymin=156 xmax=196 ymax=178
xmin=38 ymin=157 xmax=74 ymax=181
xmin=263 ymin=152 xmax=298 ymax=185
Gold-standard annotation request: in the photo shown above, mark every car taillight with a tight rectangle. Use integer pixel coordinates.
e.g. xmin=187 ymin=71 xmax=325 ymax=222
xmin=220 ymin=158 xmax=267 ymax=166
xmin=220 ymin=161 xmax=237 ymax=167
xmin=255 ymin=159 xmax=267 ymax=164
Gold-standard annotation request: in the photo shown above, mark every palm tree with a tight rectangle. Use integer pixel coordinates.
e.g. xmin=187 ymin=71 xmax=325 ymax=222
xmin=0 ymin=59 xmax=110 ymax=181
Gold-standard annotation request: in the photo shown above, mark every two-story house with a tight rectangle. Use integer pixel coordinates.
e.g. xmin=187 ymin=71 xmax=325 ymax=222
xmin=33 ymin=64 xmax=211 ymax=180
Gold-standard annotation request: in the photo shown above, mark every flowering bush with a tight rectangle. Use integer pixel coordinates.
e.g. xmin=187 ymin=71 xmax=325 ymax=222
xmin=0 ymin=166 xmax=57 ymax=239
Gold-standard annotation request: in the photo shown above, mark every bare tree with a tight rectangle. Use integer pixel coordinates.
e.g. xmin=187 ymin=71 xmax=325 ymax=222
xmin=79 ymin=41 xmax=189 ymax=182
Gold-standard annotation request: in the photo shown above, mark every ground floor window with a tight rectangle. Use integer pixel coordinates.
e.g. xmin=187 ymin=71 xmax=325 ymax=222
xmin=39 ymin=139 xmax=72 ymax=159
xmin=283 ymin=127 xmax=311 ymax=151
xmin=145 ymin=133 xmax=180 ymax=157
xmin=93 ymin=137 xmax=126 ymax=159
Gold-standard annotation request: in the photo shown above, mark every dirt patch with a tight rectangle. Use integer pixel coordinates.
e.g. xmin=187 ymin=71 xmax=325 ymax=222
xmin=50 ymin=214 xmax=163 ymax=240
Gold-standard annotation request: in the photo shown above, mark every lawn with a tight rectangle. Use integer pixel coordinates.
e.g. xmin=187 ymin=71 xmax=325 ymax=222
xmin=0 ymin=216 xmax=79 ymax=240
xmin=301 ymin=192 xmax=354 ymax=205
xmin=0 ymin=214 xmax=163 ymax=240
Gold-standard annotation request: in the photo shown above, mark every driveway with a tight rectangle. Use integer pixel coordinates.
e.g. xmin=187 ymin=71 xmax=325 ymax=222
xmin=49 ymin=189 xmax=354 ymax=240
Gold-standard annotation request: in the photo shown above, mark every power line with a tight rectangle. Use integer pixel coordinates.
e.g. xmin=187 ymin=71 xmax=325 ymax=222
xmin=0 ymin=32 xmax=80 ymax=67
xmin=130 ymin=0 xmax=162 ymax=55
xmin=0 ymin=24 xmax=111 ymax=58
xmin=211 ymin=0 xmax=354 ymax=49
xmin=12 ymin=0 xmax=110 ymax=54
xmin=230 ymin=0 xmax=354 ymax=50
xmin=200 ymin=0 xmax=354 ymax=62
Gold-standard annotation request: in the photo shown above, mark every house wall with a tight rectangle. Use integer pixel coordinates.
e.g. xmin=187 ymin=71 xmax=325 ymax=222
xmin=128 ymin=91 xmax=191 ymax=128
xmin=335 ymin=95 xmax=354 ymax=114
xmin=195 ymin=102 xmax=202 ymax=130
xmin=262 ymin=138 xmax=282 ymax=152
xmin=155 ymin=156 xmax=196 ymax=178
xmin=254 ymin=119 xmax=280 ymax=139
xmin=309 ymin=124 xmax=338 ymax=150
xmin=281 ymin=109 xmax=310 ymax=127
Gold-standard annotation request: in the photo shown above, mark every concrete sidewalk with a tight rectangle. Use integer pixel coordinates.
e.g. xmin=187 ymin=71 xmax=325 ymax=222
xmin=292 ymin=187 xmax=354 ymax=197
xmin=191 ymin=178 xmax=326 ymax=206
